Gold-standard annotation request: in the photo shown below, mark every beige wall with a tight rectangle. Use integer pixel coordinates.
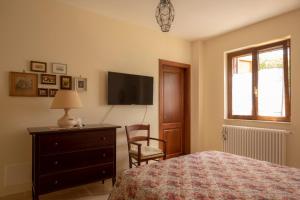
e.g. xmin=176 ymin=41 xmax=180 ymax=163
xmin=0 ymin=0 xmax=194 ymax=196
xmin=193 ymin=9 xmax=300 ymax=168
xmin=191 ymin=41 xmax=205 ymax=152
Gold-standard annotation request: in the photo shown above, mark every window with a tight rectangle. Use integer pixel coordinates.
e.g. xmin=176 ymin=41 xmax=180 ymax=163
xmin=227 ymin=40 xmax=291 ymax=122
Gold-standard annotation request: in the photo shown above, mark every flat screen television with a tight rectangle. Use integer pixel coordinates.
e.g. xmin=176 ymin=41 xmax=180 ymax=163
xmin=107 ymin=72 xmax=153 ymax=105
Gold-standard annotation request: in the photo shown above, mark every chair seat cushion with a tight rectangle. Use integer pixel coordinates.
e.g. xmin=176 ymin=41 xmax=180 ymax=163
xmin=129 ymin=145 xmax=164 ymax=159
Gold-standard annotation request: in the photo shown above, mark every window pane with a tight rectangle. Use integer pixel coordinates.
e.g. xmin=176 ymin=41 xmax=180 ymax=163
xmin=258 ymin=48 xmax=285 ymax=117
xmin=232 ymin=54 xmax=253 ymax=115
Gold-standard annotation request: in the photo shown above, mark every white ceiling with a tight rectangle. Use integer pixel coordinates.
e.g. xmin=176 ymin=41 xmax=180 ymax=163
xmin=60 ymin=0 xmax=300 ymax=41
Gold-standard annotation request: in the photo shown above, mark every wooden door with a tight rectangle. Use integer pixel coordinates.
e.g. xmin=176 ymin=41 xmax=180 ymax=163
xmin=159 ymin=59 xmax=190 ymax=158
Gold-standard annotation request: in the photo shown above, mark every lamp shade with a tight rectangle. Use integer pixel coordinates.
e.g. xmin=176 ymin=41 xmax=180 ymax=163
xmin=50 ymin=90 xmax=82 ymax=109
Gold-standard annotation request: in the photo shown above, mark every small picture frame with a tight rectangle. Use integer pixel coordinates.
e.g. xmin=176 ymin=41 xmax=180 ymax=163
xmin=38 ymin=88 xmax=48 ymax=97
xmin=30 ymin=61 xmax=47 ymax=73
xmin=52 ymin=63 xmax=67 ymax=74
xmin=9 ymin=72 xmax=38 ymax=97
xmin=74 ymin=77 xmax=87 ymax=92
xmin=60 ymin=76 xmax=72 ymax=90
xmin=49 ymin=89 xmax=58 ymax=97
xmin=41 ymin=74 xmax=56 ymax=85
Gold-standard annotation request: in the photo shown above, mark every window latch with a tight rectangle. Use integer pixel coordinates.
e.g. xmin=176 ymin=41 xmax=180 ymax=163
xmin=254 ymin=87 xmax=258 ymax=97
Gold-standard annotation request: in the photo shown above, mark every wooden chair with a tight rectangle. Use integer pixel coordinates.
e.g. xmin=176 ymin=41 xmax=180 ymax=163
xmin=125 ymin=124 xmax=167 ymax=168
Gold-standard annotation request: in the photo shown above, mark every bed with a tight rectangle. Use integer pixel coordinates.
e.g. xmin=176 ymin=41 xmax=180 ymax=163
xmin=109 ymin=151 xmax=300 ymax=200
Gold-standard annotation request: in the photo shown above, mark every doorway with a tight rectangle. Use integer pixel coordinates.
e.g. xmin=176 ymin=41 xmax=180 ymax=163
xmin=159 ymin=59 xmax=191 ymax=158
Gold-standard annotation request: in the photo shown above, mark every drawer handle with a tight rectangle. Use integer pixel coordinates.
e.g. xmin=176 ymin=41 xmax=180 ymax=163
xmin=102 ymin=137 xmax=107 ymax=141
xmin=53 ymin=142 xmax=59 ymax=147
xmin=54 ymin=180 xmax=59 ymax=185
xmin=102 ymin=153 xmax=106 ymax=158
xmin=53 ymin=161 xmax=59 ymax=166
xmin=101 ymin=170 xmax=106 ymax=175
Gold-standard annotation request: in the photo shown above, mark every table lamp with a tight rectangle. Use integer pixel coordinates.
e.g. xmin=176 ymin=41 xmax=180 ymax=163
xmin=50 ymin=90 xmax=82 ymax=128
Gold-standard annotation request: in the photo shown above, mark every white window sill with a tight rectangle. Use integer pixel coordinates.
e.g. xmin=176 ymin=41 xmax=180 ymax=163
xmin=224 ymin=118 xmax=292 ymax=125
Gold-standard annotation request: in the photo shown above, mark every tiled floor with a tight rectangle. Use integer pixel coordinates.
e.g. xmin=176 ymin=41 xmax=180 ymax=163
xmin=1 ymin=181 xmax=112 ymax=200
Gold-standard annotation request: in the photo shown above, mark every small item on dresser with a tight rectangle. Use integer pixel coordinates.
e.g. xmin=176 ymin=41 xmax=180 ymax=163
xmin=50 ymin=90 xmax=82 ymax=128
xmin=75 ymin=117 xmax=84 ymax=128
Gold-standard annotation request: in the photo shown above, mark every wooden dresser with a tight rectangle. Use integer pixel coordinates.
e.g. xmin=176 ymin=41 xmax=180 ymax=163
xmin=28 ymin=124 xmax=121 ymax=200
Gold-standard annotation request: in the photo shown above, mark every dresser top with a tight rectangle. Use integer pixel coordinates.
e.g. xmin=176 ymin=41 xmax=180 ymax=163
xmin=28 ymin=124 xmax=121 ymax=135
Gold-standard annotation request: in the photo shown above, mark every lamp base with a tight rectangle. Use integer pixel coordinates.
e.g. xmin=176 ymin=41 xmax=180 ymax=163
xmin=57 ymin=108 xmax=78 ymax=128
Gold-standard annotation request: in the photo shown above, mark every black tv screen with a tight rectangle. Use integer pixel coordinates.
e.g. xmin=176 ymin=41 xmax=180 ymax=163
xmin=108 ymin=72 xmax=153 ymax=105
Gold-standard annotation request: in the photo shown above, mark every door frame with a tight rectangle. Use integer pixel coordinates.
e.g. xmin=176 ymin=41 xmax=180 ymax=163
xmin=159 ymin=59 xmax=191 ymax=155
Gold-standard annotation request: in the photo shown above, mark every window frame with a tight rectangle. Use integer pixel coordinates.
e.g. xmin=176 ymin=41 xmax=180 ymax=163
xmin=227 ymin=39 xmax=291 ymax=122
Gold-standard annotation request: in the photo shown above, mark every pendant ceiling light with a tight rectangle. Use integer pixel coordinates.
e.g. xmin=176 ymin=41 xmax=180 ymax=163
xmin=155 ymin=0 xmax=175 ymax=32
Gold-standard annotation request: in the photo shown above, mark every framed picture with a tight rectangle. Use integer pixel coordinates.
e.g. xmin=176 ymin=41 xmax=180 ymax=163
xmin=9 ymin=72 xmax=38 ymax=96
xmin=74 ymin=77 xmax=87 ymax=92
xmin=30 ymin=61 xmax=47 ymax=72
xmin=49 ymin=89 xmax=58 ymax=97
xmin=52 ymin=63 xmax=67 ymax=74
xmin=60 ymin=76 xmax=72 ymax=90
xmin=38 ymin=88 xmax=48 ymax=97
xmin=41 ymin=74 xmax=56 ymax=85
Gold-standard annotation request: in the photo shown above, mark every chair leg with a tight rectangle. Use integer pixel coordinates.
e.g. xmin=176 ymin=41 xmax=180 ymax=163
xmin=146 ymin=160 xmax=148 ymax=164
xmin=129 ymin=156 xmax=132 ymax=168
xmin=138 ymin=159 xmax=141 ymax=166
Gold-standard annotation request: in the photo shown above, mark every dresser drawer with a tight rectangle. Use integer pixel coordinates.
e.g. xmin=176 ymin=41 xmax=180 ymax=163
xmin=39 ymin=130 xmax=115 ymax=155
xmin=39 ymin=164 xmax=113 ymax=194
xmin=40 ymin=148 xmax=114 ymax=174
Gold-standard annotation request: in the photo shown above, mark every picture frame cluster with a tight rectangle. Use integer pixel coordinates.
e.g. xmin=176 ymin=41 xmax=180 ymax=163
xmin=9 ymin=61 xmax=87 ymax=97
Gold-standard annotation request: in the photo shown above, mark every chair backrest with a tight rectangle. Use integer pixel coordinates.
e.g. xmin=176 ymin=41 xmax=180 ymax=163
xmin=125 ymin=124 xmax=150 ymax=148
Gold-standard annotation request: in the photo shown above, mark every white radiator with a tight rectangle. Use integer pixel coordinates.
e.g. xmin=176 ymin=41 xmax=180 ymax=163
xmin=222 ymin=125 xmax=290 ymax=165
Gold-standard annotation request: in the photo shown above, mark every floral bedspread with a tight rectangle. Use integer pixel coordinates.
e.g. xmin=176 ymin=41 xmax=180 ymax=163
xmin=109 ymin=151 xmax=300 ymax=200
